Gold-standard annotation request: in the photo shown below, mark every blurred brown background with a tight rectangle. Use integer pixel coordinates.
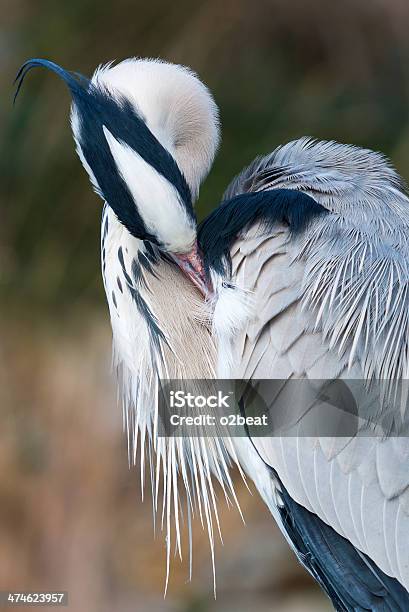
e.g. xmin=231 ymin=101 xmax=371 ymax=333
xmin=2 ymin=1 xmax=409 ymax=610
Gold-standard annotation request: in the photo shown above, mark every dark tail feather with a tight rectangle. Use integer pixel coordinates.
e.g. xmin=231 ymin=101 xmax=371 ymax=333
xmin=13 ymin=58 xmax=89 ymax=105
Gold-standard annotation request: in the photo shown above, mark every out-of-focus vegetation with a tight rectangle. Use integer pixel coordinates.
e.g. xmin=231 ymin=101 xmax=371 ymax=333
xmin=2 ymin=1 xmax=409 ymax=610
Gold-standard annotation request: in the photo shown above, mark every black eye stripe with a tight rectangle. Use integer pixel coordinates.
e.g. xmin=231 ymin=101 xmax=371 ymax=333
xmin=14 ymin=58 xmax=195 ymax=242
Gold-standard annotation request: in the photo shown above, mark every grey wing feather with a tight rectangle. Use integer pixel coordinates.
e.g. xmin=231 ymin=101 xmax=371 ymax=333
xmin=224 ymin=139 xmax=409 ymax=593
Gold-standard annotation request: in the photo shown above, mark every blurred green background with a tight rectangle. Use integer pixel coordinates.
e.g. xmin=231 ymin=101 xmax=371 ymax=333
xmin=2 ymin=1 xmax=409 ymax=610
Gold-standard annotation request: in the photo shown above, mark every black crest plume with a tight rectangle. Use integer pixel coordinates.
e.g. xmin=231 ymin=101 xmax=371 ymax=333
xmin=14 ymin=59 xmax=194 ymax=242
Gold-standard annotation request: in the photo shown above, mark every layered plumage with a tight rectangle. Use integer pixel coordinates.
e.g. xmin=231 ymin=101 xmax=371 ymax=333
xmin=15 ymin=57 xmax=409 ymax=610
xmin=207 ymin=139 xmax=409 ymax=609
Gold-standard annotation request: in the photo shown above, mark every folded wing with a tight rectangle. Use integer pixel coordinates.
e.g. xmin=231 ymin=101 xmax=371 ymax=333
xmin=204 ymin=138 xmax=409 ymax=600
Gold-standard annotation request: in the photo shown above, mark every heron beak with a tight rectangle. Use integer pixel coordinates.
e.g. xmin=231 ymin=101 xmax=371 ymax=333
xmin=172 ymin=242 xmax=213 ymax=299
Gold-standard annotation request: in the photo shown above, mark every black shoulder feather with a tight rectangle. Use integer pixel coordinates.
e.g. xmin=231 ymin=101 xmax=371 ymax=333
xmin=198 ymin=188 xmax=327 ymax=275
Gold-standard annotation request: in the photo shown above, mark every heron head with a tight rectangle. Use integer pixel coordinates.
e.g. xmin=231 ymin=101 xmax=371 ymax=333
xmin=14 ymin=58 xmax=220 ymax=261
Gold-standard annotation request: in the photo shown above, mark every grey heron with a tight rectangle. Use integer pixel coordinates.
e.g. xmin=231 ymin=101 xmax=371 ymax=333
xmin=14 ymin=57 xmax=409 ymax=611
